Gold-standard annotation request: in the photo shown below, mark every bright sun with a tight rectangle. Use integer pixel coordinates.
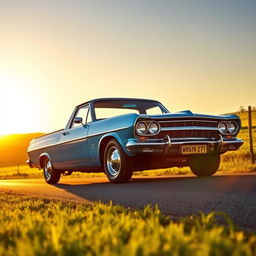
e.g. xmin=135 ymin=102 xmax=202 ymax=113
xmin=0 ymin=75 xmax=36 ymax=135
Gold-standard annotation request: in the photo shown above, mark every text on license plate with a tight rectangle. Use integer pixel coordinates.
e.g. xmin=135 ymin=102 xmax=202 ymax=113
xmin=181 ymin=145 xmax=207 ymax=154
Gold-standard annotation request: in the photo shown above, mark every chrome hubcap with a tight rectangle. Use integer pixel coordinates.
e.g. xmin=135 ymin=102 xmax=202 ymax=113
xmin=107 ymin=146 xmax=121 ymax=177
xmin=44 ymin=160 xmax=52 ymax=181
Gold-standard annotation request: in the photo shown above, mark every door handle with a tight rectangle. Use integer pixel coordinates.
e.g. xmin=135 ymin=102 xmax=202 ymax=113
xmin=62 ymin=131 xmax=70 ymax=136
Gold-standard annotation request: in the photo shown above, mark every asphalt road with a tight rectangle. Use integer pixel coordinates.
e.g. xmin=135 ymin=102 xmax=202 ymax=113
xmin=0 ymin=173 xmax=256 ymax=230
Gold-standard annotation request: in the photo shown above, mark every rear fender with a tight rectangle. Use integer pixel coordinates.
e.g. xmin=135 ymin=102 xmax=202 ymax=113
xmin=39 ymin=153 xmax=51 ymax=169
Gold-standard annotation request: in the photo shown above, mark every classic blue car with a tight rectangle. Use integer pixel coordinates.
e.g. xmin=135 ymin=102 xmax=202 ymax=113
xmin=27 ymin=98 xmax=243 ymax=184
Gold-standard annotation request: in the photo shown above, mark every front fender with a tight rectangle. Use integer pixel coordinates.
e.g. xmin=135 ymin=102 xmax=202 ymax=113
xmin=98 ymin=132 xmax=133 ymax=157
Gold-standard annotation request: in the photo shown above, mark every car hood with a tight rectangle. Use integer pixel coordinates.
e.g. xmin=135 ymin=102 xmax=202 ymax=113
xmin=139 ymin=110 xmax=239 ymax=120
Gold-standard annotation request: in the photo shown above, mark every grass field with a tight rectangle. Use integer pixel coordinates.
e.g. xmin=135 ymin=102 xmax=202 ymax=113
xmin=0 ymin=192 xmax=255 ymax=256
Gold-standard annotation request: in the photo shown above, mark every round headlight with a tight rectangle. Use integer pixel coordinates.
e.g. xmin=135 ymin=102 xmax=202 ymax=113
xmin=136 ymin=122 xmax=147 ymax=135
xmin=227 ymin=122 xmax=237 ymax=134
xmin=148 ymin=122 xmax=160 ymax=134
xmin=218 ymin=121 xmax=227 ymax=134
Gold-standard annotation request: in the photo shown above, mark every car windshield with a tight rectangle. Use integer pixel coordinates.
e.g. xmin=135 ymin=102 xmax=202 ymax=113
xmin=93 ymin=99 xmax=169 ymax=120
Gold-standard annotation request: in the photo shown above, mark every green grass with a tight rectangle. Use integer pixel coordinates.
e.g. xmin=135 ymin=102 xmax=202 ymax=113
xmin=0 ymin=192 xmax=255 ymax=256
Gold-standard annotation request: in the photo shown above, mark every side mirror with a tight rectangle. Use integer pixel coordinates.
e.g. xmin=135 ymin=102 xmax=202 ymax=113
xmin=74 ymin=117 xmax=83 ymax=124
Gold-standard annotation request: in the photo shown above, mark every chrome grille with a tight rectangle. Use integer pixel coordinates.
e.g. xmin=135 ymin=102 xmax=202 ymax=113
xmin=159 ymin=119 xmax=218 ymax=128
xmin=156 ymin=119 xmax=219 ymax=140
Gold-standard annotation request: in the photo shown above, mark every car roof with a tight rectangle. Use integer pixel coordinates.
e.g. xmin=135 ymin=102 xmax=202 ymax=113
xmin=76 ymin=97 xmax=161 ymax=108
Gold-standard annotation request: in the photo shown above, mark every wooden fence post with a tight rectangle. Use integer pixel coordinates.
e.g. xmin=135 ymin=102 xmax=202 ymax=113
xmin=248 ymin=106 xmax=255 ymax=164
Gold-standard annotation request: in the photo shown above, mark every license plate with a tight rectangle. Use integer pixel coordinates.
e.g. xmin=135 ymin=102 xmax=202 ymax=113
xmin=181 ymin=145 xmax=207 ymax=154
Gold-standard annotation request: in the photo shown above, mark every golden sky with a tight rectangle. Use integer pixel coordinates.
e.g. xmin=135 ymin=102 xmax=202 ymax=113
xmin=0 ymin=0 xmax=255 ymax=135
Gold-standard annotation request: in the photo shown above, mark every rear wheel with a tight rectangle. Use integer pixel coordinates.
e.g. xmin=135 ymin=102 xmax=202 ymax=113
xmin=43 ymin=158 xmax=61 ymax=184
xmin=190 ymin=154 xmax=220 ymax=177
xmin=104 ymin=140 xmax=133 ymax=183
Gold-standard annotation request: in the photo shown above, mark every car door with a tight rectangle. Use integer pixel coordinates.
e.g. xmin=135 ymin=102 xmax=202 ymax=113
xmin=59 ymin=104 xmax=92 ymax=169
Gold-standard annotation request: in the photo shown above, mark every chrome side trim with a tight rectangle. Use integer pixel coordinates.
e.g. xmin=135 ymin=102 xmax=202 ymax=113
xmin=61 ymin=136 xmax=87 ymax=145
xmin=29 ymin=137 xmax=59 ymax=148
xmin=33 ymin=129 xmax=64 ymax=140
xmin=28 ymin=126 xmax=130 ymax=153
xmin=87 ymin=126 xmax=130 ymax=138
xmin=161 ymin=126 xmax=219 ymax=131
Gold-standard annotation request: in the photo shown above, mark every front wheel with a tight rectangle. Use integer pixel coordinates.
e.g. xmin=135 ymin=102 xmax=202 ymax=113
xmin=43 ymin=158 xmax=61 ymax=184
xmin=104 ymin=140 xmax=133 ymax=183
xmin=189 ymin=154 xmax=220 ymax=177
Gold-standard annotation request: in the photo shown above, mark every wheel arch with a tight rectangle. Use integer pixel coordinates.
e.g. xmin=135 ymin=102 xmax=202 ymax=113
xmin=98 ymin=133 xmax=131 ymax=166
xmin=39 ymin=153 xmax=51 ymax=169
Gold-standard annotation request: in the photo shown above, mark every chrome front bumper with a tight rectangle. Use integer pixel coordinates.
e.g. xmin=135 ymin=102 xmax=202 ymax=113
xmin=126 ymin=135 xmax=243 ymax=154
